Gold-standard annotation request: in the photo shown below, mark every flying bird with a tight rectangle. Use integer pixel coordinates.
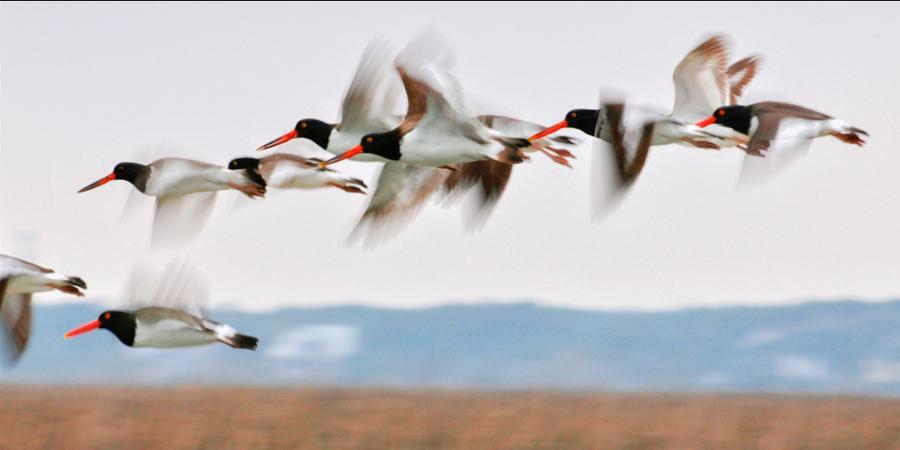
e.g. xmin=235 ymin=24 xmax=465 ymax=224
xmin=79 ymin=157 xmax=267 ymax=247
xmin=64 ymin=307 xmax=258 ymax=350
xmin=529 ymin=35 xmax=761 ymax=150
xmin=63 ymin=257 xmax=257 ymax=350
xmin=0 ymin=254 xmax=86 ymax=365
xmin=695 ymin=102 xmax=868 ymax=156
xmin=229 ymin=155 xmax=367 ymax=194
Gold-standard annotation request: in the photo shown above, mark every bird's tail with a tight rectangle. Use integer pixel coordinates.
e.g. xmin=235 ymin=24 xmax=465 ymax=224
xmin=829 ymin=122 xmax=869 ymax=147
xmin=490 ymin=137 xmax=531 ymax=165
xmin=223 ymin=333 xmax=258 ymax=350
xmin=45 ymin=273 xmax=87 ymax=297
xmin=327 ymin=174 xmax=368 ymax=195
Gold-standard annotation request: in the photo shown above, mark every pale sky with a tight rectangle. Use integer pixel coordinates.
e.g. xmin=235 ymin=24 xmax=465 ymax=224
xmin=2 ymin=2 xmax=899 ymax=311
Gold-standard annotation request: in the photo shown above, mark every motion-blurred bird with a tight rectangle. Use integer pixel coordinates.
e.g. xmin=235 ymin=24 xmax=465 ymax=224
xmin=529 ymin=35 xmax=761 ymax=150
xmin=78 ymin=158 xmax=266 ymax=198
xmin=229 ymin=155 xmax=367 ymax=194
xmin=695 ymin=102 xmax=868 ymax=156
xmin=64 ymin=307 xmax=258 ymax=350
xmin=0 ymin=254 xmax=86 ymax=365
xmin=79 ymin=157 xmax=267 ymax=247
xmin=63 ymin=258 xmax=257 ymax=350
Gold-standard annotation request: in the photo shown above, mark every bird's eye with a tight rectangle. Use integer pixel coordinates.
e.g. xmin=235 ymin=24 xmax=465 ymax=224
xmin=104 ymin=312 xmax=110 ymax=320
xmin=300 ymin=122 xmax=307 ymax=128
xmin=717 ymin=109 xmax=725 ymax=116
xmin=366 ymin=137 xmax=373 ymax=143
xmin=570 ymin=112 xmax=577 ymax=119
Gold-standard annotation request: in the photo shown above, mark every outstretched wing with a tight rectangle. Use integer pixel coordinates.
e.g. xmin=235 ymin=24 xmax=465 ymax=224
xmin=394 ymin=30 xmax=487 ymax=143
xmin=338 ymin=38 xmax=401 ymax=133
xmin=671 ymin=35 xmax=730 ymax=121
xmin=348 ymin=162 xmax=451 ymax=247
xmin=151 ymin=192 xmax=217 ymax=249
xmin=123 ymin=257 xmax=210 ymax=318
xmin=0 ymin=254 xmax=53 ymax=274
xmin=727 ymin=55 xmax=762 ymax=105
xmin=0 ymin=277 xmax=32 ymax=366
xmin=591 ymin=100 xmax=655 ymax=221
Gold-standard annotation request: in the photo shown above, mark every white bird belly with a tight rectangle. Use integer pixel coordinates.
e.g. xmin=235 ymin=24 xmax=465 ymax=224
xmin=5 ymin=273 xmax=54 ymax=294
xmin=145 ymin=164 xmax=228 ymax=197
xmin=133 ymin=319 xmax=217 ymax=348
xmin=268 ymin=166 xmax=332 ymax=189
xmin=401 ymin=135 xmax=488 ymax=167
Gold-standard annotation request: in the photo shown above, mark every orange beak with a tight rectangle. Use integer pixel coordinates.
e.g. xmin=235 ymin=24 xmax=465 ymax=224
xmin=528 ymin=120 xmax=568 ymax=142
xmin=257 ymin=130 xmax=298 ymax=151
xmin=78 ymin=173 xmax=116 ymax=193
xmin=64 ymin=320 xmax=100 ymax=338
xmin=695 ymin=116 xmax=716 ymax=128
xmin=319 ymin=145 xmax=363 ymax=168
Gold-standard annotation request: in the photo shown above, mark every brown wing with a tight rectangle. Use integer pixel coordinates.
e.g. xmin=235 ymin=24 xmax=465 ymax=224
xmin=605 ymin=103 xmax=655 ymax=185
xmin=441 ymin=160 xmax=512 ymax=211
xmin=349 ymin=163 xmax=450 ymax=246
xmin=135 ymin=306 xmax=206 ymax=329
xmin=727 ymin=55 xmax=762 ymax=105
xmin=752 ymin=102 xmax=832 ymax=121
xmin=0 ymin=254 xmax=53 ymax=273
xmin=396 ymin=67 xmax=430 ymax=135
xmin=0 ymin=278 xmax=32 ymax=366
xmin=259 ymin=153 xmax=317 ymax=179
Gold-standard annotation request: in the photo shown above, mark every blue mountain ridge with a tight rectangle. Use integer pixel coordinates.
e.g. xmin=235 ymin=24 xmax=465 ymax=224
xmin=4 ymin=301 xmax=900 ymax=394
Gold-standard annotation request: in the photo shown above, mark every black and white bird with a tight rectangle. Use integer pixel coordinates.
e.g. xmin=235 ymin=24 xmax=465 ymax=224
xmin=229 ymin=155 xmax=367 ymax=195
xmin=529 ymin=35 xmax=761 ymax=150
xmin=695 ymin=102 xmax=868 ymax=156
xmin=79 ymin=157 xmax=267 ymax=247
xmin=78 ymin=157 xmax=266 ymax=198
xmin=63 ymin=258 xmax=257 ymax=350
xmin=64 ymin=307 xmax=257 ymax=350
xmin=0 ymin=254 xmax=86 ymax=365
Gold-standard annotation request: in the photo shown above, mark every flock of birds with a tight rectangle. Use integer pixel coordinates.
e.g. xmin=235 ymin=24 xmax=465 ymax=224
xmin=0 ymin=31 xmax=867 ymax=366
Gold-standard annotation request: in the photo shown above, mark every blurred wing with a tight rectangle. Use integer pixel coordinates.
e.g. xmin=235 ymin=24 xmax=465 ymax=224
xmin=348 ymin=162 xmax=450 ymax=246
xmin=150 ymin=192 xmax=217 ymax=249
xmin=727 ymin=55 xmax=762 ymax=105
xmin=338 ymin=38 xmax=401 ymax=133
xmin=123 ymin=257 xmax=211 ymax=317
xmin=441 ymin=160 xmax=513 ymax=231
xmin=0 ymin=277 xmax=32 ymax=367
xmin=671 ymin=35 xmax=730 ymax=121
xmin=395 ymin=31 xmax=485 ymax=142
xmin=591 ymin=100 xmax=655 ymax=221
xmin=0 ymin=254 xmax=52 ymax=274
xmin=738 ymin=138 xmax=811 ymax=189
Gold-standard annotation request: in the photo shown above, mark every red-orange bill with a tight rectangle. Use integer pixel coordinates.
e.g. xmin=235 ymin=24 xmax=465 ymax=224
xmin=528 ymin=120 xmax=568 ymax=142
xmin=78 ymin=173 xmax=116 ymax=193
xmin=64 ymin=320 xmax=100 ymax=339
xmin=319 ymin=145 xmax=363 ymax=168
xmin=257 ymin=130 xmax=298 ymax=151
xmin=695 ymin=116 xmax=716 ymax=128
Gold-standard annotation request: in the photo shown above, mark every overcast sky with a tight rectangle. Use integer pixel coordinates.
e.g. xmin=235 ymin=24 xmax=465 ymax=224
xmin=2 ymin=2 xmax=898 ymax=311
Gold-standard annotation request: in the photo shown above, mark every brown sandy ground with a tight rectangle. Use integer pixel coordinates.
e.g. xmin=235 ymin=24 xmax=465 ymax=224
xmin=1 ymin=387 xmax=899 ymax=449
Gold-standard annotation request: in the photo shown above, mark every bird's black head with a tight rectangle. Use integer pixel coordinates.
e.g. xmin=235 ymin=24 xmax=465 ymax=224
xmin=78 ymin=162 xmax=148 ymax=193
xmin=64 ymin=310 xmax=136 ymax=347
xmin=228 ymin=157 xmax=260 ymax=171
xmin=564 ymin=109 xmax=601 ymax=136
xmin=113 ymin=163 xmax=146 ymax=184
xmin=257 ymin=119 xmax=335 ymax=151
xmin=318 ymin=129 xmax=402 ymax=168
xmin=98 ymin=311 xmax=136 ymax=346
xmin=700 ymin=105 xmax=752 ymax=134
xmin=359 ymin=130 xmax=402 ymax=161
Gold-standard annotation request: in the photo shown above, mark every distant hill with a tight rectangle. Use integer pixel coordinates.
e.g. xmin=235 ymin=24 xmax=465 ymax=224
xmin=5 ymin=301 xmax=900 ymax=394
